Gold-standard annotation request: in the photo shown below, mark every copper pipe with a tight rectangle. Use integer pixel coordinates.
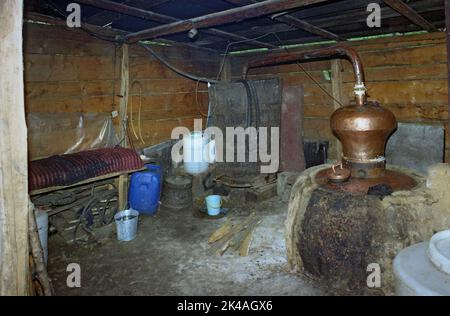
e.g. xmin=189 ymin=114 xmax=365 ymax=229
xmin=242 ymin=45 xmax=367 ymax=106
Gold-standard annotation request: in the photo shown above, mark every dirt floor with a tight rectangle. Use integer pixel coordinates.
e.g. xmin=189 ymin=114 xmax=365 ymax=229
xmin=47 ymin=190 xmax=322 ymax=295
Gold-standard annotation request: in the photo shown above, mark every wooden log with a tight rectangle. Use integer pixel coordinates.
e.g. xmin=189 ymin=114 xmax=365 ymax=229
xmin=85 ymin=0 xmax=171 ymax=25
xmin=208 ymin=220 xmax=232 ymax=244
xmin=383 ymin=0 xmax=438 ymax=32
xmin=76 ymin=0 xmax=275 ymax=48
xmin=115 ymin=174 xmax=128 ymax=211
xmin=123 ymin=0 xmax=329 ymax=43
xmin=119 ymin=44 xmax=129 ymax=147
xmin=238 ymin=229 xmax=254 ymax=256
xmin=0 ymin=0 xmax=30 ymax=296
xmin=209 ymin=212 xmax=259 ymax=256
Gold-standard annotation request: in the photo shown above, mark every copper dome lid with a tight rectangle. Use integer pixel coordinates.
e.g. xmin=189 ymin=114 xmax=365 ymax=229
xmin=330 ymin=101 xmax=397 ymax=178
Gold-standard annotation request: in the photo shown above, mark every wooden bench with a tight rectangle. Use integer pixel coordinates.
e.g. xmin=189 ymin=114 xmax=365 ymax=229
xmin=30 ymin=168 xmax=145 ymax=211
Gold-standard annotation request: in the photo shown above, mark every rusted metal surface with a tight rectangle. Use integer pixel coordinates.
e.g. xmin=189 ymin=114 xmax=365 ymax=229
xmin=280 ymin=85 xmax=305 ymax=172
xmin=123 ymin=0 xmax=330 ymax=43
xmin=161 ymin=175 xmax=193 ymax=210
xmin=326 ymin=163 xmax=350 ymax=183
xmin=208 ymin=78 xmax=282 ymax=176
xmin=315 ymin=167 xmax=417 ymax=194
xmin=330 ymin=101 xmax=397 ymax=178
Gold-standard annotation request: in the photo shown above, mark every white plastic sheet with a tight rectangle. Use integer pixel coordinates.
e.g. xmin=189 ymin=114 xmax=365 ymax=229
xmin=27 ymin=112 xmax=119 ymax=160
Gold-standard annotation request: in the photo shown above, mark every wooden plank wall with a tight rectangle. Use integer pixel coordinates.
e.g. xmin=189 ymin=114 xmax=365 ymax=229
xmin=24 ymin=22 xmax=219 ymax=159
xmin=231 ymin=32 xmax=449 ymax=162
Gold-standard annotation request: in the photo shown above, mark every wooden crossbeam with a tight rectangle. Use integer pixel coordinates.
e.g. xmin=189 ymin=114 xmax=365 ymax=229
xmin=76 ymin=0 xmax=277 ymax=48
xmin=383 ymin=0 xmax=438 ymax=32
xmin=85 ymin=0 xmax=170 ymax=25
xmin=271 ymin=13 xmax=345 ymax=41
xmin=122 ymin=0 xmax=330 ymax=43
xmin=24 ymin=12 xmax=219 ymax=54
xmin=225 ymin=0 xmax=344 ymax=41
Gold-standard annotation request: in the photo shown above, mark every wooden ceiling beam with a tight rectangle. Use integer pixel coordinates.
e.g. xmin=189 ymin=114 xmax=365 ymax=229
xmin=24 ymin=12 xmax=220 ymax=54
xmin=271 ymin=13 xmax=345 ymax=41
xmin=76 ymin=0 xmax=276 ymax=48
xmin=383 ymin=0 xmax=438 ymax=32
xmin=224 ymin=0 xmax=344 ymax=41
xmin=85 ymin=0 xmax=170 ymax=25
xmin=122 ymin=0 xmax=330 ymax=43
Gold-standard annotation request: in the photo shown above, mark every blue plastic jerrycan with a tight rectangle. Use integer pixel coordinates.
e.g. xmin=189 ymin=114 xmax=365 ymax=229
xmin=128 ymin=164 xmax=162 ymax=215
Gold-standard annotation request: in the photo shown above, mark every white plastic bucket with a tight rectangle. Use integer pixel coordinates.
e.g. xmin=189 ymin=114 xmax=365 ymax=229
xmin=35 ymin=209 xmax=49 ymax=265
xmin=205 ymin=195 xmax=221 ymax=216
xmin=393 ymin=230 xmax=450 ymax=296
xmin=114 ymin=209 xmax=139 ymax=242
xmin=183 ymin=131 xmax=215 ymax=175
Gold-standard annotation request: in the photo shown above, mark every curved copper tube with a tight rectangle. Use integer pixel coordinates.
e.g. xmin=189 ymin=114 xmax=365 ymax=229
xmin=242 ymin=45 xmax=367 ymax=106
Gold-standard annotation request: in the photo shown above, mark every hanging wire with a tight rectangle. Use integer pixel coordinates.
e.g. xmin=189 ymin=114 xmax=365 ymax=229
xmin=216 ymin=32 xmax=280 ymax=80
xmin=270 ymin=32 xmax=346 ymax=108
xmin=195 ymin=78 xmax=209 ymax=118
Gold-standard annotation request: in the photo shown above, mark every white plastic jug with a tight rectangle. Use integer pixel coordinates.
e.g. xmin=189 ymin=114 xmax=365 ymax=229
xmin=183 ymin=131 xmax=215 ymax=175
xmin=393 ymin=230 xmax=450 ymax=296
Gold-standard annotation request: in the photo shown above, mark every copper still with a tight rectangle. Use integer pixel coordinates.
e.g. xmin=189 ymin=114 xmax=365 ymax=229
xmin=243 ymin=45 xmax=416 ymax=193
xmin=330 ymin=101 xmax=396 ymax=179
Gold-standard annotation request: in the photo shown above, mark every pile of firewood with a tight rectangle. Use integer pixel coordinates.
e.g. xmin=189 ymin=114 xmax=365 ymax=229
xmin=208 ymin=212 xmax=261 ymax=256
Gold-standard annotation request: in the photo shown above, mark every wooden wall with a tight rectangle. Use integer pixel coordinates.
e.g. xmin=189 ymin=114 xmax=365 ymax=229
xmin=230 ymin=32 xmax=449 ymax=162
xmin=24 ymin=24 xmax=449 ymax=162
xmin=24 ymin=22 xmax=219 ymax=159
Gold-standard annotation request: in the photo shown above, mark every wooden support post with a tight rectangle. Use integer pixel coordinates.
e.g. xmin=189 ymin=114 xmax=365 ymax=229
xmin=115 ymin=174 xmax=128 ymax=211
xmin=446 ymin=0 xmax=450 ymax=162
xmin=331 ymin=59 xmax=343 ymax=161
xmin=0 ymin=0 xmax=30 ymax=295
xmin=119 ymin=44 xmax=130 ymax=148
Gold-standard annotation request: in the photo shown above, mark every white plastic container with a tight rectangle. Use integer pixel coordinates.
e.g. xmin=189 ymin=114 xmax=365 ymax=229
xmin=393 ymin=230 xmax=450 ymax=296
xmin=35 ymin=209 xmax=49 ymax=265
xmin=183 ymin=131 xmax=215 ymax=175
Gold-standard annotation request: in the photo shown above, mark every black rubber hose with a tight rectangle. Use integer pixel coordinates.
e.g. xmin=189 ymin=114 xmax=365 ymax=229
xmin=140 ymin=43 xmax=220 ymax=84
xmin=248 ymin=81 xmax=260 ymax=130
xmin=236 ymin=79 xmax=253 ymax=128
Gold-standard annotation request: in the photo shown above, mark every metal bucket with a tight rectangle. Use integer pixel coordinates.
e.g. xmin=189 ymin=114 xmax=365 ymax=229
xmin=114 ymin=209 xmax=139 ymax=242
